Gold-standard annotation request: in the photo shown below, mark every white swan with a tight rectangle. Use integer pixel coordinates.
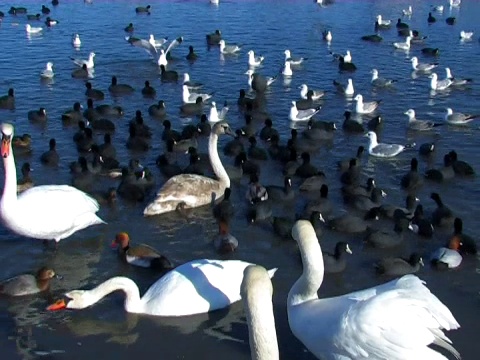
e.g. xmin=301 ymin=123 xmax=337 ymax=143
xmin=0 ymin=123 xmax=105 ymax=243
xmin=47 ymin=259 xmax=277 ymax=317
xmin=144 ymin=122 xmax=232 ymax=216
xmin=241 ymin=265 xmax=279 ymax=360
xmin=288 ymin=220 xmax=461 ymax=360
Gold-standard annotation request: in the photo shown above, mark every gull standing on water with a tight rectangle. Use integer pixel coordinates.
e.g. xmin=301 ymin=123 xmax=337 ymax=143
xmin=40 ymin=62 xmax=54 ymax=79
xmin=247 ymin=50 xmax=264 ymax=67
xmin=404 ymin=109 xmax=442 ymax=131
xmin=219 ymin=40 xmax=242 ymax=55
xmin=365 ymin=131 xmax=409 ymax=158
xmin=444 ymin=108 xmax=480 ymax=125
xmin=429 ymin=73 xmax=453 ymax=91
xmin=289 ymin=101 xmax=321 ymax=121
xmin=354 ymin=94 xmax=381 ymax=114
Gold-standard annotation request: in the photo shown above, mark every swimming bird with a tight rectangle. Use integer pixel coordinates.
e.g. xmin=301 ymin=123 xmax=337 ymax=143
xmin=0 ymin=123 xmax=105 ymax=243
xmin=431 ymin=192 xmax=454 ymax=228
xmin=17 ymin=162 xmax=34 ymax=193
xmin=459 ymin=30 xmax=473 ymax=40
xmin=361 ymin=34 xmax=383 ymax=42
xmin=375 ymin=253 xmax=423 ymax=276
xmin=282 ymin=60 xmax=293 ymax=76
xmin=156 ymin=37 xmax=183 ymax=66
xmin=354 ymin=94 xmax=381 ymax=114
xmin=124 ymin=23 xmax=134 ymax=32
xmin=141 ymin=81 xmax=156 ymax=97
xmin=284 ymin=49 xmax=306 ymax=65
xmin=428 ymin=12 xmax=436 ymax=23
xmin=431 ymin=238 xmax=462 ymax=269
xmin=410 ymin=56 xmax=438 ymax=72
xmin=370 ymin=69 xmax=396 ymax=87
xmin=144 ymin=122 xmax=232 ymax=216
xmin=208 ymin=101 xmax=229 ymax=123
xmin=288 ymin=220 xmax=460 ymax=360
xmin=25 ymin=24 xmax=42 ymax=34
xmin=449 ymin=0 xmax=461 ymax=7
xmin=240 ymin=265 xmax=279 ymax=360
xmin=322 ymin=30 xmax=332 ymax=43
xmin=40 ymin=62 xmax=54 ymax=79
xmin=111 ymin=232 xmax=173 ymax=270
xmin=160 ymin=65 xmax=178 ymax=82
xmin=404 ymin=109 xmax=442 ymax=131
xmin=72 ymin=33 xmax=81 ymax=47
xmin=182 ymin=84 xmax=213 ymax=104
xmin=47 ymin=259 xmax=277 ymax=316
xmin=219 ymin=39 xmax=242 ymax=54
xmin=445 ymin=108 xmax=480 ymax=126
xmin=40 ymin=138 xmax=59 ymax=166
xmin=323 ymin=242 xmax=352 ymax=273
xmin=0 ymin=88 xmax=14 ymax=110
xmin=400 ymin=158 xmax=423 ymax=191
xmin=85 ymin=82 xmax=104 ymax=100
xmin=375 ymin=14 xmax=391 ymax=28
xmin=70 ymin=52 xmax=95 ymax=69
xmin=431 ymin=5 xmax=444 ymax=12
xmin=402 ymin=5 xmax=413 ymax=16
xmin=429 ymin=73 xmax=453 ymax=91
xmin=446 ymin=17 xmax=456 ymax=25
xmin=135 ymin=5 xmax=151 ymax=14
xmin=206 ymin=30 xmax=222 ymax=45
xmin=0 ymin=267 xmax=57 ymax=296
xmin=289 ymin=101 xmax=321 ymax=121
xmin=183 ymin=73 xmax=203 ymax=90
xmin=28 ymin=107 xmax=47 ymax=122
xmin=299 ymin=84 xmax=325 ymax=100
xmin=186 ymin=45 xmax=198 ymax=61
xmin=448 ymin=150 xmax=475 ymax=176
xmin=41 ymin=5 xmax=51 ymax=14
xmin=45 ymin=17 xmax=58 ymax=27
xmin=333 ymin=78 xmax=354 ymax=96
xmin=247 ymin=50 xmax=264 ymax=67
xmin=245 ymin=70 xmax=277 ymax=93
xmin=365 ymin=131 xmax=408 ymax=158
xmin=71 ymin=64 xmax=91 ymax=79
xmin=393 ymin=36 xmax=411 ymax=50
xmin=445 ymin=67 xmax=473 ymax=86
xmin=108 ymin=76 xmax=134 ymax=95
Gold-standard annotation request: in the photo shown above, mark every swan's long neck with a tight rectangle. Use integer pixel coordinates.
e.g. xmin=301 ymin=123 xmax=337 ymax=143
xmin=242 ymin=266 xmax=279 ymax=360
xmin=209 ymin=132 xmax=230 ymax=188
xmin=84 ymin=277 xmax=143 ymax=313
xmin=288 ymin=222 xmax=324 ymax=306
xmin=1 ymin=143 xmax=18 ymax=208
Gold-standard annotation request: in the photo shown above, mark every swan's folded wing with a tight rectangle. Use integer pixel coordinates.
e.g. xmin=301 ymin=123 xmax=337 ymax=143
xmin=338 ymin=275 xmax=460 ymax=359
xmin=153 ymin=174 xmax=219 ymax=202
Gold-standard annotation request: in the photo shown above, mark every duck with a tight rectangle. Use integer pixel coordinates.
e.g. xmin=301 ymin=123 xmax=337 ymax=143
xmin=27 ymin=107 xmax=47 ymax=122
xmin=124 ymin=23 xmax=134 ymax=33
xmin=148 ymin=100 xmax=167 ymax=118
xmin=265 ymin=176 xmax=294 ymax=202
xmin=85 ymin=82 xmax=104 ymax=101
xmin=428 ymin=12 xmax=436 ymax=23
xmin=27 ymin=13 xmax=41 ymax=21
xmin=361 ymin=34 xmax=383 ymax=42
xmin=365 ymin=217 xmax=407 ymax=249
xmin=71 ymin=64 xmax=91 ymax=79
xmin=328 ymin=209 xmax=380 ymax=233
xmin=135 ymin=5 xmax=151 ymax=14
xmin=41 ymin=5 xmax=51 ymax=14
xmin=141 ymin=81 xmax=156 ymax=97
xmin=430 ymin=192 xmax=454 ymax=228
xmin=323 ymin=242 xmax=352 ymax=273
xmin=214 ymin=220 xmax=238 ymax=254
xmin=431 ymin=237 xmax=463 ymax=269
xmin=240 ymin=265 xmax=280 ymax=360
xmin=1 ymin=124 xmax=105 ymax=243
xmin=288 ymin=220 xmax=460 ymax=360
xmin=0 ymin=267 xmax=57 ymax=296
xmin=17 ymin=162 xmax=34 ymax=193
xmin=109 ymin=76 xmax=134 ymax=95
xmin=206 ymin=30 xmax=222 ymax=45
xmin=450 ymin=218 xmax=477 ymax=255
xmin=448 ymin=150 xmax=474 ymax=176
xmin=40 ymin=138 xmax=60 ymax=166
xmin=45 ymin=17 xmax=58 ymax=27
xmin=425 ymin=154 xmax=455 ymax=182
xmin=0 ymin=88 xmax=15 ymax=110
xmin=144 ymin=122 xmax=232 ymax=216
xmin=47 ymin=259 xmax=277 ymax=316
xmin=213 ymin=187 xmax=234 ymax=224
xmin=401 ymin=157 xmax=423 ymax=191
xmin=409 ymin=204 xmax=434 ymax=238
xmin=375 ymin=253 xmax=424 ymax=276
xmin=112 ymin=232 xmax=172 ymax=270
xmin=185 ymin=46 xmax=198 ymax=61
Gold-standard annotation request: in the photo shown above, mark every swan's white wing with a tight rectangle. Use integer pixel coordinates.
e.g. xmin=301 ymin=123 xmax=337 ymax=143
xmin=336 ymin=275 xmax=460 ymax=359
xmin=141 ymin=259 xmax=277 ymax=316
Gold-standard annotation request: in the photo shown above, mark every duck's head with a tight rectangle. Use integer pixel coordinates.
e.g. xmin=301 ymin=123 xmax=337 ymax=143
xmin=112 ymin=232 xmax=130 ymax=250
xmin=36 ymin=267 xmax=56 ymax=281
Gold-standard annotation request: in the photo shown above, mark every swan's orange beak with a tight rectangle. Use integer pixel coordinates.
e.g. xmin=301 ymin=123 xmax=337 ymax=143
xmin=47 ymin=299 xmax=67 ymax=311
xmin=1 ymin=137 xmax=10 ymax=158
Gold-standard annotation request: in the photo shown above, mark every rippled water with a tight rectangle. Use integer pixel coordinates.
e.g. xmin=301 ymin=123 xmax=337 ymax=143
xmin=0 ymin=0 xmax=479 ymax=359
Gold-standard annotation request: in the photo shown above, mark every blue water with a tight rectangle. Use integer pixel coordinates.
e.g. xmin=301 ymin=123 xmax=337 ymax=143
xmin=0 ymin=0 xmax=479 ymax=358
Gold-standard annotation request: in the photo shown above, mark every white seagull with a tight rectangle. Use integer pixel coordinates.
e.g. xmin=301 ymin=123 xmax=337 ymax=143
xmin=156 ymin=37 xmax=183 ymax=67
xmin=429 ymin=73 xmax=453 ymax=91
xmin=445 ymin=67 xmax=473 ymax=86
xmin=402 ymin=5 xmax=413 ymax=16
xmin=449 ymin=0 xmax=461 ymax=7
xmin=376 ymin=14 xmax=391 ymax=27
xmin=208 ymin=101 xmax=229 ymax=123
xmin=333 ymin=78 xmax=354 ymax=96
xmin=183 ymin=73 xmax=203 ymax=90
xmin=322 ymin=30 xmax=332 ymax=43
xmin=410 ymin=57 xmax=438 ymax=72
xmin=149 ymin=34 xmax=168 ymax=48
xmin=404 ymin=109 xmax=442 ymax=131
xmin=40 ymin=62 xmax=54 ymax=79
xmin=365 ymin=131 xmax=408 ymax=158
xmin=459 ymin=31 xmax=473 ymax=40
xmin=25 ymin=24 xmax=43 ymax=34
xmin=219 ymin=39 xmax=242 ymax=55
xmin=247 ymin=50 xmax=264 ymax=67
xmin=289 ymin=101 xmax=321 ymax=121
xmin=299 ymin=84 xmax=325 ymax=100
xmin=72 ymin=34 xmax=81 ymax=47
xmin=284 ymin=50 xmax=306 ymax=65
xmin=354 ymin=94 xmax=381 ymax=114
xmin=444 ymin=108 xmax=480 ymax=125
xmin=70 ymin=52 xmax=95 ymax=69
xmin=393 ymin=36 xmax=411 ymax=51
xmin=343 ymin=50 xmax=352 ymax=63
xmin=182 ymin=85 xmax=214 ymax=104
xmin=371 ymin=69 xmax=396 ymax=87
xmin=282 ymin=60 xmax=293 ymax=76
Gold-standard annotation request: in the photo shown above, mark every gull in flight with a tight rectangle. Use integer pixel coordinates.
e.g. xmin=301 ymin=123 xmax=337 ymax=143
xmin=70 ymin=52 xmax=95 ymax=69
xmin=289 ymin=101 xmax=321 ymax=121
xmin=404 ymin=109 xmax=443 ymax=131
xmin=126 ymin=35 xmax=182 ymax=66
xmin=444 ymin=108 xmax=480 ymax=125
xmin=354 ymin=94 xmax=381 ymax=114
